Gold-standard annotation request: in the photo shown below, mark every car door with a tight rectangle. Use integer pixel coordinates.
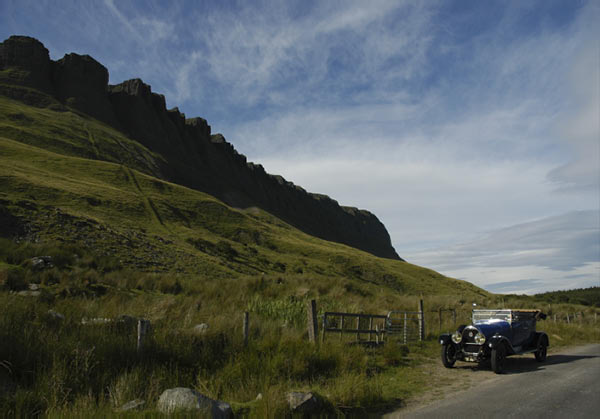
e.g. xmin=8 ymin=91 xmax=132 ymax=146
xmin=511 ymin=313 xmax=534 ymax=348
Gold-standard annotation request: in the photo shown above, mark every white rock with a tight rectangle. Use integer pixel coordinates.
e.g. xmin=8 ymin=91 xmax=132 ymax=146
xmin=157 ymin=387 xmax=232 ymax=418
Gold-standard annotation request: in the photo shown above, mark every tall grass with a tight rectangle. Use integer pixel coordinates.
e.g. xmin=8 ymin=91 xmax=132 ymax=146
xmin=1 ymin=239 xmax=598 ymax=416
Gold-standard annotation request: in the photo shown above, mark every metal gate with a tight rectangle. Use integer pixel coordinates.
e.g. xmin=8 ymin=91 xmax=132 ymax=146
xmin=386 ymin=311 xmax=423 ymax=343
xmin=322 ymin=312 xmax=387 ymax=343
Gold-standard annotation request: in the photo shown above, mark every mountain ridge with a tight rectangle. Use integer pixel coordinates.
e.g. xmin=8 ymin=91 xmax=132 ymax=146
xmin=0 ymin=35 xmax=401 ymax=260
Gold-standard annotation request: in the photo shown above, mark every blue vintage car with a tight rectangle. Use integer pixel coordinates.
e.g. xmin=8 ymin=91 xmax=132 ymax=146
xmin=439 ymin=309 xmax=549 ymax=373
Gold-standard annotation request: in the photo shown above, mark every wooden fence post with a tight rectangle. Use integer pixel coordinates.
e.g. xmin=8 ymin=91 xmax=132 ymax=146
xmin=307 ymin=299 xmax=318 ymax=343
xmin=243 ymin=312 xmax=249 ymax=347
xmin=554 ymin=314 xmax=557 ymax=323
xmin=452 ymin=309 xmax=456 ymax=326
xmin=566 ymin=313 xmax=570 ymax=324
xmin=418 ymin=299 xmax=425 ymax=341
xmin=438 ymin=308 xmax=442 ymax=331
xmin=137 ymin=319 xmax=150 ymax=353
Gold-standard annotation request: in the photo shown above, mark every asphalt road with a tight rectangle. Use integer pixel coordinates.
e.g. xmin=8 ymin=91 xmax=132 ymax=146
xmin=385 ymin=344 xmax=600 ymax=419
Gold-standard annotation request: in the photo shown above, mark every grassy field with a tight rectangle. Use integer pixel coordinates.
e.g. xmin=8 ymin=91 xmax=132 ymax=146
xmin=1 ymin=238 xmax=598 ymax=417
xmin=1 ymin=88 xmax=599 ymax=416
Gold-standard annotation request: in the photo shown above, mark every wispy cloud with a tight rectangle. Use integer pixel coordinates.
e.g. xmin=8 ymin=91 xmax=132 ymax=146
xmin=1 ymin=0 xmax=598 ymax=293
xmin=410 ymin=211 xmax=600 ymax=294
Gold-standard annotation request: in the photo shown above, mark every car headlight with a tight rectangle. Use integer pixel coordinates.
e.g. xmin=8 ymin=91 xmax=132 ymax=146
xmin=474 ymin=332 xmax=486 ymax=344
xmin=451 ymin=331 xmax=462 ymax=344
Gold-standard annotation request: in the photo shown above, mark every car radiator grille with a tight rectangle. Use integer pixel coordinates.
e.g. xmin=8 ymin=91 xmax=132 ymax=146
xmin=461 ymin=328 xmax=483 ymax=353
xmin=463 ymin=344 xmax=481 ymax=354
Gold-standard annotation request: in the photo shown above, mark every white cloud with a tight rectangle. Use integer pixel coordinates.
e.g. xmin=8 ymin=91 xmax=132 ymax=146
xmin=410 ymin=211 xmax=600 ymax=294
xmin=547 ymin=37 xmax=600 ymax=192
xmin=1 ymin=0 xmax=598 ymax=294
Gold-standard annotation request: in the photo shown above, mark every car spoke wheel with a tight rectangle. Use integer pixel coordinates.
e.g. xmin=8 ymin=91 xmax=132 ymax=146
xmin=441 ymin=343 xmax=457 ymax=368
xmin=491 ymin=344 xmax=506 ymax=374
xmin=535 ymin=339 xmax=547 ymax=362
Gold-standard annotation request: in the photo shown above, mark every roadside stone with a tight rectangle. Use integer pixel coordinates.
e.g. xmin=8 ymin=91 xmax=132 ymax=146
xmin=117 ymin=399 xmax=145 ymax=412
xmin=157 ymin=387 xmax=232 ymax=418
xmin=287 ymin=391 xmax=322 ymax=414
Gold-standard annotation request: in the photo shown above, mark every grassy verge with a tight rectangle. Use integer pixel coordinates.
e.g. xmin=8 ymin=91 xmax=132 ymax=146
xmin=1 ymin=240 xmax=598 ymax=417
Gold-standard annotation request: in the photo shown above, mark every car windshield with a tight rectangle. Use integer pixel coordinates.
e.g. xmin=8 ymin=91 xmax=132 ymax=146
xmin=472 ymin=310 xmax=511 ymax=323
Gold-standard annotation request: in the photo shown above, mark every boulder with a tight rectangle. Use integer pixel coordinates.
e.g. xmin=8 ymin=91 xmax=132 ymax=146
xmin=157 ymin=387 xmax=232 ymax=418
xmin=286 ymin=391 xmax=322 ymax=414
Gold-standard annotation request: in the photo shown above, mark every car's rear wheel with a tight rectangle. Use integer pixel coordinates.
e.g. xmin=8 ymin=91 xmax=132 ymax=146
xmin=441 ymin=343 xmax=457 ymax=368
xmin=491 ymin=343 xmax=506 ymax=374
xmin=535 ymin=338 xmax=547 ymax=362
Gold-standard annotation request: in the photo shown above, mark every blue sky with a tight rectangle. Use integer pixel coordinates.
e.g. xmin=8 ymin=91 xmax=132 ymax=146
xmin=2 ymin=0 xmax=598 ymax=294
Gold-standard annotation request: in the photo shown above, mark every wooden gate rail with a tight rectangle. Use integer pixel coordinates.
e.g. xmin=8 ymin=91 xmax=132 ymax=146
xmin=322 ymin=312 xmax=388 ymax=343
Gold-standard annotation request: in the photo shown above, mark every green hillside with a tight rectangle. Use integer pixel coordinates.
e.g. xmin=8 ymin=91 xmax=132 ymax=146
xmin=0 ymin=93 xmax=485 ymax=299
xmin=534 ymin=287 xmax=600 ymax=307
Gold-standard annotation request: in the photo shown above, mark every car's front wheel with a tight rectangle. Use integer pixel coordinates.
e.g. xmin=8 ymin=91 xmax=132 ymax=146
xmin=491 ymin=343 xmax=506 ymax=374
xmin=535 ymin=338 xmax=547 ymax=362
xmin=441 ymin=343 xmax=457 ymax=368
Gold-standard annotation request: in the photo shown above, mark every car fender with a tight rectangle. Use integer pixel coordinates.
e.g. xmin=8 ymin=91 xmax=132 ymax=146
xmin=535 ymin=331 xmax=549 ymax=347
xmin=487 ymin=335 xmax=513 ymax=352
xmin=439 ymin=325 xmax=467 ymax=345
xmin=439 ymin=334 xmax=453 ymax=345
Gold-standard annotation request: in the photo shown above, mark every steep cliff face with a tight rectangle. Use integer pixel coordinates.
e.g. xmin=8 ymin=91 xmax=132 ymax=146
xmin=0 ymin=35 xmax=401 ymax=260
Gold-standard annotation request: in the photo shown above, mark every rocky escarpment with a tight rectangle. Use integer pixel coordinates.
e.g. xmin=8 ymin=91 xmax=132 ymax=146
xmin=0 ymin=35 xmax=401 ymax=260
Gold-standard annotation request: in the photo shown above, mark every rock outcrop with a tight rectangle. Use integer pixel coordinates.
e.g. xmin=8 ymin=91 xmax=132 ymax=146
xmin=0 ymin=35 xmax=54 ymax=93
xmin=0 ymin=35 xmax=401 ymax=260
xmin=157 ymin=387 xmax=232 ymax=417
xmin=53 ymin=53 xmax=121 ymax=127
